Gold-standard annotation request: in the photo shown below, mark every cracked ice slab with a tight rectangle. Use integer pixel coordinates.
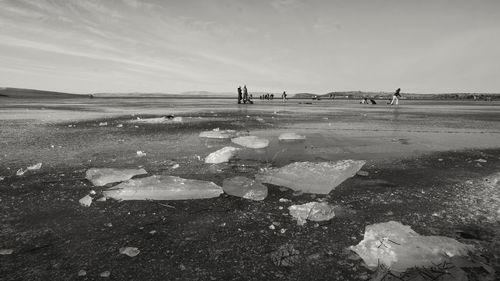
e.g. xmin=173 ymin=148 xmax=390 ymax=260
xmin=288 ymin=202 xmax=335 ymax=225
xmin=103 ymin=175 xmax=223 ymax=200
xmin=231 ymin=136 xmax=269 ymax=149
xmin=349 ymin=221 xmax=474 ymax=272
xmin=205 ymin=146 xmax=240 ymax=164
xmin=256 ymin=160 xmax=365 ymax=194
xmin=222 ymin=176 xmax=268 ymax=201
xmin=85 ymin=168 xmax=148 ymax=187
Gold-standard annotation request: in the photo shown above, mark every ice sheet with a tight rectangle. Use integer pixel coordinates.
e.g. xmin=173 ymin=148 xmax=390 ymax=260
xmin=103 ymin=175 xmax=223 ymax=200
xmin=86 ymin=168 xmax=147 ymax=186
xmin=349 ymin=221 xmax=474 ymax=272
xmin=256 ymin=160 xmax=365 ymax=194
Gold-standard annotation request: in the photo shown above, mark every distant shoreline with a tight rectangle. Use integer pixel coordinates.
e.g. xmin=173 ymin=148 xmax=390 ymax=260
xmin=1 ymin=87 xmax=498 ymax=100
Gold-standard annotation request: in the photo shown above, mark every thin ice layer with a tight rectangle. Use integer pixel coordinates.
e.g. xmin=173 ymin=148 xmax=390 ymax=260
xmin=256 ymin=160 xmax=365 ymax=194
xmin=231 ymin=136 xmax=269 ymax=149
xmin=86 ymin=168 xmax=147 ymax=186
xmin=222 ymin=176 xmax=268 ymax=201
xmin=129 ymin=116 xmax=182 ymax=123
xmin=349 ymin=221 xmax=474 ymax=272
xmin=278 ymin=132 xmax=306 ymax=141
xmin=199 ymin=129 xmax=243 ymax=139
xmin=103 ymin=175 xmax=223 ymax=200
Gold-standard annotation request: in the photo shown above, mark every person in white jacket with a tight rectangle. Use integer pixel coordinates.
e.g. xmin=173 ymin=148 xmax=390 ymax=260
xmin=390 ymin=88 xmax=401 ymax=105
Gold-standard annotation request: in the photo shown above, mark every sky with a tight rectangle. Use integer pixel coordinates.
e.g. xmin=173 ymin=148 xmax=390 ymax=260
xmin=0 ymin=0 xmax=499 ymax=94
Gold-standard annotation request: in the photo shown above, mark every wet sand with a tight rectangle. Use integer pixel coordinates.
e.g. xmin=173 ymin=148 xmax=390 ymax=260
xmin=0 ymin=98 xmax=499 ymax=280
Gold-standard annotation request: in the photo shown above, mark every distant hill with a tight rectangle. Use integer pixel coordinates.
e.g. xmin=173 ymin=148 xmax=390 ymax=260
xmin=180 ymin=91 xmax=233 ymax=97
xmin=0 ymin=87 xmax=83 ymax=99
xmin=92 ymin=92 xmax=174 ymax=98
xmin=292 ymin=93 xmax=321 ymax=99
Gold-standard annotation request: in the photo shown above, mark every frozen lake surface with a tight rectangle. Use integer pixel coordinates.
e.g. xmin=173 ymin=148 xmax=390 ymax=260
xmin=0 ymin=98 xmax=499 ymax=280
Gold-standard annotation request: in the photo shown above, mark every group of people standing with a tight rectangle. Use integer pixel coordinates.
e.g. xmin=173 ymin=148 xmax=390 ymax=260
xmin=238 ymin=86 xmax=402 ymax=105
xmin=259 ymin=92 xmax=286 ymax=101
xmin=237 ymin=85 xmax=253 ymax=104
xmin=237 ymin=86 xmax=288 ymax=104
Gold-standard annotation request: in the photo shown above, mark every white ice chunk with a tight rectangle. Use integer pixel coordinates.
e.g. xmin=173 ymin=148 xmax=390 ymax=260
xmin=79 ymin=195 xmax=92 ymax=207
xmin=199 ymin=129 xmax=239 ymax=139
xmin=222 ymin=176 xmax=268 ymax=201
xmin=16 ymin=168 xmax=26 ymax=176
xmin=256 ymin=160 xmax=365 ymax=194
xmin=27 ymin=162 xmax=42 ymax=170
xmin=136 ymin=151 xmax=146 ymax=157
xmin=288 ymin=202 xmax=335 ymax=225
xmin=278 ymin=133 xmax=306 ymax=141
xmin=205 ymin=146 xmax=240 ymax=164
xmin=231 ymin=136 xmax=269 ymax=149
xmin=0 ymin=249 xmax=13 ymax=255
xmin=103 ymin=175 xmax=223 ymax=200
xmin=349 ymin=221 xmax=474 ymax=272
xmin=119 ymin=247 xmax=140 ymax=257
xmin=85 ymin=168 xmax=147 ymax=186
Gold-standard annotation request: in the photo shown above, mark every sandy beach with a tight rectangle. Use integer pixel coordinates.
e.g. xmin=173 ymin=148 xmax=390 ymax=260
xmin=1 ymin=98 xmax=499 ymax=280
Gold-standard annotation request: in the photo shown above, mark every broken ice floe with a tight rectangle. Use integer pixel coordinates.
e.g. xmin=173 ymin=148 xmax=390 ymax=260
xmin=199 ymin=128 xmax=246 ymax=139
xmin=79 ymin=195 xmax=92 ymax=207
xmin=256 ymin=160 xmax=365 ymax=194
xmin=103 ymin=175 xmax=223 ymax=200
xmin=288 ymin=202 xmax=335 ymax=225
xmin=85 ymin=168 xmax=147 ymax=186
xmin=119 ymin=247 xmax=140 ymax=257
xmin=16 ymin=162 xmax=43 ymax=176
xmin=129 ymin=116 xmax=182 ymax=124
xmin=205 ymin=146 xmax=240 ymax=164
xmin=278 ymin=133 xmax=306 ymax=141
xmin=16 ymin=168 xmax=26 ymax=176
xmin=349 ymin=221 xmax=474 ymax=272
xmin=0 ymin=249 xmax=13 ymax=255
xmin=231 ymin=136 xmax=269 ymax=149
xmin=27 ymin=163 xmax=42 ymax=170
xmin=222 ymin=176 xmax=268 ymax=201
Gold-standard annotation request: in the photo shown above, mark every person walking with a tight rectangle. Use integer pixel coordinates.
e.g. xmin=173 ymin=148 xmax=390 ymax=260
xmin=243 ymin=85 xmax=248 ymax=104
xmin=282 ymin=91 xmax=287 ymax=102
xmin=390 ymin=88 xmax=401 ymax=105
xmin=237 ymin=86 xmax=242 ymax=104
